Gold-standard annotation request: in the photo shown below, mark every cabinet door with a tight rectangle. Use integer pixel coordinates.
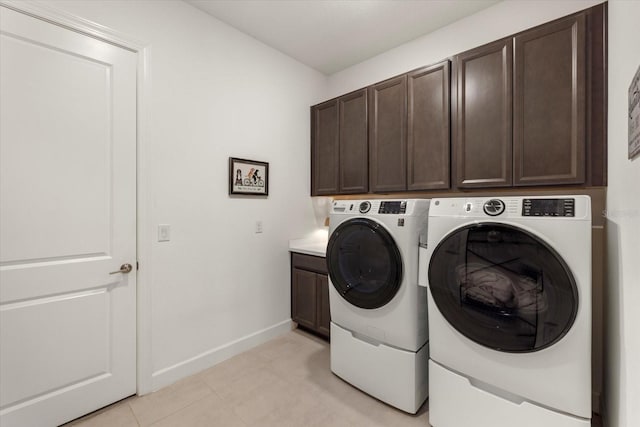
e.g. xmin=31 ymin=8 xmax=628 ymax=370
xmin=316 ymin=274 xmax=330 ymax=337
xmin=292 ymin=268 xmax=317 ymax=330
xmin=369 ymin=75 xmax=407 ymax=192
xmin=586 ymin=3 xmax=607 ymax=186
xmin=408 ymin=61 xmax=451 ymax=190
xmin=454 ymin=39 xmax=513 ymax=188
xmin=311 ymin=99 xmax=339 ymax=195
xmin=339 ymin=89 xmax=368 ymax=194
xmin=513 ymin=13 xmax=586 ymax=186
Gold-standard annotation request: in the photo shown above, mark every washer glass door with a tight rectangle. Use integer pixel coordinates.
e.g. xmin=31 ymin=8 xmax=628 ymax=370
xmin=428 ymin=223 xmax=578 ymax=352
xmin=327 ymin=218 xmax=402 ymax=309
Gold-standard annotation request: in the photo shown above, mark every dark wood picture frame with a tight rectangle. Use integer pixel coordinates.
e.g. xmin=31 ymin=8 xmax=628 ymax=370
xmin=228 ymin=157 xmax=269 ymax=196
xmin=629 ymin=64 xmax=640 ymax=160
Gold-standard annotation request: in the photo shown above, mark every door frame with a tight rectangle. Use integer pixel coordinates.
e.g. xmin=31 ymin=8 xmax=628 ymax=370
xmin=0 ymin=0 xmax=154 ymax=395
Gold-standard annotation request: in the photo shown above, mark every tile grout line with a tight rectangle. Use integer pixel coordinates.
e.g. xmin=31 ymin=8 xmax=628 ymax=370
xmin=142 ymin=391 xmax=218 ymax=427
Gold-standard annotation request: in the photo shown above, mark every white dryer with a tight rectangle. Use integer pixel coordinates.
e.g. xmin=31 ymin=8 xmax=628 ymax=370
xmin=419 ymin=196 xmax=591 ymax=427
xmin=327 ymin=199 xmax=430 ymax=414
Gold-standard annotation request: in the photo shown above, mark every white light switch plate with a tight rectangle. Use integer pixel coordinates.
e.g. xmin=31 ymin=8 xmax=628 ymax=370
xmin=158 ymin=224 xmax=171 ymax=242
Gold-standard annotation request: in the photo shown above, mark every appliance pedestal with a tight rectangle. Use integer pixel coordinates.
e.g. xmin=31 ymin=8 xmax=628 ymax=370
xmin=429 ymin=360 xmax=591 ymax=427
xmin=330 ymin=322 xmax=428 ymax=414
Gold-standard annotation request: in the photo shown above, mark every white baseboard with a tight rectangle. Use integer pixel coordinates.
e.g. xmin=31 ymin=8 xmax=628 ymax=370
xmin=148 ymin=319 xmax=293 ymax=393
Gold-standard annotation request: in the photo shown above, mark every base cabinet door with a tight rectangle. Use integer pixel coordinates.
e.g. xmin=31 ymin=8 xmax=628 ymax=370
xmin=291 ymin=253 xmax=330 ymax=338
xmin=316 ymin=274 xmax=330 ymax=337
xmin=292 ymin=268 xmax=318 ymax=331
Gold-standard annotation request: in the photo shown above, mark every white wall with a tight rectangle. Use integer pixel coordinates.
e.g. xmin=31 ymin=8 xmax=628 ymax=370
xmin=605 ymin=2 xmax=640 ymax=427
xmin=325 ymin=0 xmax=603 ymax=99
xmin=19 ymin=4 xmax=638 ymax=424
xmin=36 ymin=0 xmax=326 ymax=392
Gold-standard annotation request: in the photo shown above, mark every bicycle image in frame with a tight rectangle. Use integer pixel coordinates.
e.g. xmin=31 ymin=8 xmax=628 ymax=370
xmin=229 ymin=157 xmax=269 ymax=196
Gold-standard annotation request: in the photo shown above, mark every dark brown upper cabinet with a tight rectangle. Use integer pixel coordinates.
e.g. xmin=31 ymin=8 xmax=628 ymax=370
xmin=339 ymin=89 xmax=369 ymax=194
xmin=369 ymin=61 xmax=452 ymax=193
xmin=369 ymin=75 xmax=407 ymax=193
xmin=311 ymin=99 xmax=339 ymax=195
xmin=311 ymin=89 xmax=368 ymax=195
xmin=586 ymin=3 xmax=607 ymax=187
xmin=408 ymin=60 xmax=451 ymax=191
xmin=454 ymin=5 xmax=604 ymax=189
xmin=513 ymin=13 xmax=586 ymax=186
xmin=454 ymin=38 xmax=513 ymax=189
xmin=311 ymin=3 xmax=606 ymax=195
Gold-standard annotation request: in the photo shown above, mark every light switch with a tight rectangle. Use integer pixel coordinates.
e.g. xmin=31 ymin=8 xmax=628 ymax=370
xmin=158 ymin=224 xmax=171 ymax=242
xmin=255 ymin=221 xmax=263 ymax=234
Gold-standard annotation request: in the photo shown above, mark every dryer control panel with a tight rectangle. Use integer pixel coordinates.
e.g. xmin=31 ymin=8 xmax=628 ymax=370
xmin=522 ymin=198 xmax=575 ymax=217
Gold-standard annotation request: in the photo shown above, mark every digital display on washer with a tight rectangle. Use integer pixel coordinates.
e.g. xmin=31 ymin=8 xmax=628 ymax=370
xmin=378 ymin=201 xmax=407 ymax=214
xmin=522 ymin=198 xmax=575 ymax=217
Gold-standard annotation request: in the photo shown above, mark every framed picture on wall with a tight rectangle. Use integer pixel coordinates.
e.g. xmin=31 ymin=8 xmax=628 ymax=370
xmin=629 ymin=64 xmax=640 ymax=160
xmin=229 ymin=157 xmax=269 ymax=196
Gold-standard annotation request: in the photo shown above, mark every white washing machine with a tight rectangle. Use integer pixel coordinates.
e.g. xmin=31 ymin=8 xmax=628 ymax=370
xmin=326 ymin=199 xmax=430 ymax=414
xmin=418 ymin=196 xmax=592 ymax=427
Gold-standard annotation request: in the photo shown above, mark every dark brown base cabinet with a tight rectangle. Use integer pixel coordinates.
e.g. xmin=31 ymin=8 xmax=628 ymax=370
xmin=291 ymin=253 xmax=330 ymax=338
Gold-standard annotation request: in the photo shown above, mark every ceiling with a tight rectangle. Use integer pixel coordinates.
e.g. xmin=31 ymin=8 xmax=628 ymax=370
xmin=185 ymin=0 xmax=501 ymax=75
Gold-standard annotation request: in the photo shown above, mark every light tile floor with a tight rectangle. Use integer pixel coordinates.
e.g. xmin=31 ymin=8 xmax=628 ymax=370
xmin=65 ymin=328 xmax=602 ymax=427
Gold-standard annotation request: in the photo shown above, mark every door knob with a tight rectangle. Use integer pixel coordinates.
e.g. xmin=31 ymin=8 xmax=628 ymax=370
xmin=109 ymin=263 xmax=133 ymax=274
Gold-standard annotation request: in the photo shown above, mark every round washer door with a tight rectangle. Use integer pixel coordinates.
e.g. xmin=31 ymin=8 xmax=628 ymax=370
xmin=327 ymin=218 xmax=403 ymax=309
xmin=428 ymin=222 xmax=578 ymax=353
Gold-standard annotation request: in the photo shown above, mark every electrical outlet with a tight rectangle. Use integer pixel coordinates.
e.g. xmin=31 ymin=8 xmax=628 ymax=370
xmin=255 ymin=221 xmax=263 ymax=234
xmin=158 ymin=224 xmax=171 ymax=242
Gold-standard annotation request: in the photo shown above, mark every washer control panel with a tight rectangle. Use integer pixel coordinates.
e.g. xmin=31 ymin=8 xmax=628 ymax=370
xmin=430 ymin=196 xmax=587 ymax=219
xmin=523 ymin=198 xmax=575 ymax=217
xmin=379 ymin=201 xmax=407 ymax=214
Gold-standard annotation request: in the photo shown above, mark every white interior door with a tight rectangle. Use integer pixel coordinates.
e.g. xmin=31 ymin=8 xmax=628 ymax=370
xmin=0 ymin=6 xmax=137 ymax=426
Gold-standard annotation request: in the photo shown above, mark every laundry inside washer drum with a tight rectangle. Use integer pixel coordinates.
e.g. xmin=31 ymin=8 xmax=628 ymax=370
xmin=428 ymin=222 xmax=578 ymax=353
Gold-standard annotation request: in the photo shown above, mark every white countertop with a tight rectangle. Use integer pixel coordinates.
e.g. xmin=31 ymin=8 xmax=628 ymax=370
xmin=289 ymin=234 xmax=328 ymax=257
